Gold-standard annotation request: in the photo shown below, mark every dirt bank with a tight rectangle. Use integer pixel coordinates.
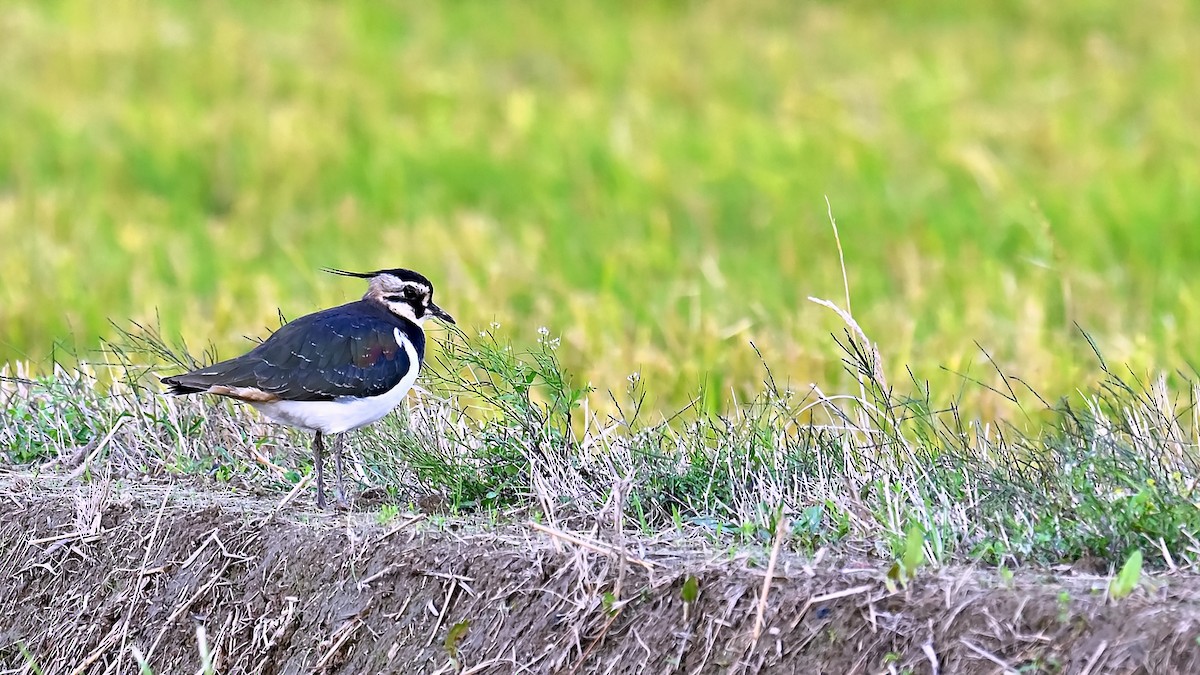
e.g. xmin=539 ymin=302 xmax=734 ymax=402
xmin=2 ymin=473 xmax=1199 ymax=674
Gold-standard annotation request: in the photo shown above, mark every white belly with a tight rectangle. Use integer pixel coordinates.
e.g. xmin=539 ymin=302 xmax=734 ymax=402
xmin=249 ymin=330 xmax=420 ymax=434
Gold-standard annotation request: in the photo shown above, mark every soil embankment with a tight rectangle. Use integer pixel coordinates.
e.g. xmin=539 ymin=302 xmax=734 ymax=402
xmin=2 ymin=473 xmax=1199 ymax=674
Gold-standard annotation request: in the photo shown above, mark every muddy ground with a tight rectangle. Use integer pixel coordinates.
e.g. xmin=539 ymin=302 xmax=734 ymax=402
xmin=2 ymin=472 xmax=1199 ymax=674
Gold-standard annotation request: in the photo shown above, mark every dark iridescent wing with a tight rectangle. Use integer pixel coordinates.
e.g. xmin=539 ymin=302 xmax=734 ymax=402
xmin=162 ymin=302 xmax=421 ymax=401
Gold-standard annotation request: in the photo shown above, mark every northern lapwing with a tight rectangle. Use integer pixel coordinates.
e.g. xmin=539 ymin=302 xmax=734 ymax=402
xmin=161 ymin=267 xmax=455 ymax=508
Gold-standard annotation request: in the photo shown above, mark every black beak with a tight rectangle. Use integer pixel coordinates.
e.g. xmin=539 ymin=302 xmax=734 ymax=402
xmin=429 ymin=302 xmax=455 ymax=324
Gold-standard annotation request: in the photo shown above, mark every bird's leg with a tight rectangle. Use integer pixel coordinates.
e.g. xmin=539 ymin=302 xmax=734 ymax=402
xmin=333 ymin=433 xmax=349 ymax=508
xmin=313 ymin=431 xmax=327 ymax=509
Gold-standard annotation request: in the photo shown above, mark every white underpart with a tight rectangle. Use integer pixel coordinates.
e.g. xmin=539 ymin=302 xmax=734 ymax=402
xmin=249 ymin=328 xmax=420 ymax=434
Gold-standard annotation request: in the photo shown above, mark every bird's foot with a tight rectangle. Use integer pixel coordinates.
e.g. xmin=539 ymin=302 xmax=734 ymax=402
xmin=334 ymin=488 xmax=352 ymax=511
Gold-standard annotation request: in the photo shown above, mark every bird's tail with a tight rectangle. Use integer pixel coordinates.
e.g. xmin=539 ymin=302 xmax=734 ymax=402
xmin=160 ymin=375 xmax=209 ymax=395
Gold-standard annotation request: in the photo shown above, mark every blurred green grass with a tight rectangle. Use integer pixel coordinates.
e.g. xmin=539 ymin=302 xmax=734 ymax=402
xmin=1 ymin=0 xmax=1198 ymax=412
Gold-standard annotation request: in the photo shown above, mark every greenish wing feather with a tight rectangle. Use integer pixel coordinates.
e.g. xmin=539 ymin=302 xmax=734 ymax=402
xmin=171 ymin=304 xmax=416 ymax=401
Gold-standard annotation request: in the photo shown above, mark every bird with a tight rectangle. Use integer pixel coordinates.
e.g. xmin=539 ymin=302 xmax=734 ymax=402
xmin=161 ymin=267 xmax=455 ymax=509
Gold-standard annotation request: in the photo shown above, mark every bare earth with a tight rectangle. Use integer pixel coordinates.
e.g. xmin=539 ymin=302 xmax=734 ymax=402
xmin=2 ymin=472 xmax=1199 ymax=674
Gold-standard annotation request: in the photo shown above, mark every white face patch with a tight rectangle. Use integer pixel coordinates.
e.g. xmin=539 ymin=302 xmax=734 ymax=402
xmin=366 ymin=277 xmax=432 ymax=324
xmin=385 ymin=299 xmax=426 ymax=324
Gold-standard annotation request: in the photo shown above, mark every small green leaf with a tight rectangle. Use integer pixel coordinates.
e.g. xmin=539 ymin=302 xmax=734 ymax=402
xmin=998 ymin=566 xmax=1013 ymax=586
xmin=18 ymin=642 xmax=46 ymax=675
xmin=884 ymin=562 xmax=902 ymax=593
xmin=681 ymin=575 xmax=700 ymax=603
xmin=799 ymin=504 xmax=824 ymax=535
xmin=602 ymin=591 xmax=618 ymax=614
xmin=1057 ymin=590 xmax=1073 ymax=623
xmin=444 ymin=619 xmax=470 ymax=658
xmin=901 ymin=524 xmax=925 ymax=580
xmin=1110 ymin=549 xmax=1143 ymax=600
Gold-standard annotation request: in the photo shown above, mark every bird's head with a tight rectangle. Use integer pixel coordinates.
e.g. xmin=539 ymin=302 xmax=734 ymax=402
xmin=324 ymin=267 xmax=455 ymax=326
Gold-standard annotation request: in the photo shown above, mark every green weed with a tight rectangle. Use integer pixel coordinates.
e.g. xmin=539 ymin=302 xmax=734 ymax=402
xmin=5 ymin=315 xmax=1200 ymax=571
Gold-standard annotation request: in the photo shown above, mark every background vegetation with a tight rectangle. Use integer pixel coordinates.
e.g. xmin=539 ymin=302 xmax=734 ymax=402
xmin=2 ymin=0 xmax=1199 ymax=413
xmin=4 ymin=12 xmax=1200 ymax=674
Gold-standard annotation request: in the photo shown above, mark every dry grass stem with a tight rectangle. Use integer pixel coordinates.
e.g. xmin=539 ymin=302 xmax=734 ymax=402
xmin=959 ymin=638 xmax=1016 ymax=673
xmin=375 ymin=514 xmax=427 ymax=543
xmin=528 ymin=522 xmax=658 ymax=571
xmin=64 ymin=418 xmax=125 ymax=482
xmin=1079 ymin=640 xmax=1109 ymax=675
xmin=425 ymin=580 xmax=459 ymax=648
xmin=752 ymin=515 xmax=789 ymax=642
